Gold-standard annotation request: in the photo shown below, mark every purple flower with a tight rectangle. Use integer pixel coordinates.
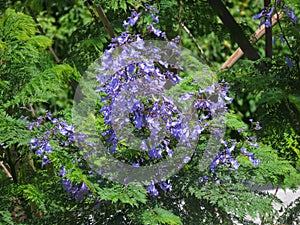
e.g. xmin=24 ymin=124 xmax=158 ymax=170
xmin=254 ymin=122 xmax=262 ymax=130
xmin=35 ymin=148 xmax=43 ymax=157
xmin=20 ymin=115 xmax=28 ymax=120
xmin=279 ymin=35 xmax=286 ymax=43
xmin=210 ymin=156 xmax=220 ymax=173
xmin=251 ymin=158 xmax=260 ymax=166
xmin=265 ymin=7 xmax=274 ymax=28
xmin=230 ymin=158 xmax=240 ymax=169
xmin=41 ymin=155 xmax=51 ymax=167
xmin=199 ymin=175 xmax=208 ymax=185
xmin=73 ymin=182 xmax=89 ymax=201
xmin=183 ymin=156 xmax=191 ymax=164
xmin=168 ymin=121 xmax=182 ymax=140
xmin=148 ymin=146 xmax=162 ymax=159
xmin=131 ymin=162 xmax=140 ymax=167
xmin=58 ymin=123 xmax=74 ymax=136
xmin=44 ymin=142 xmax=53 ymax=154
xmin=146 ymin=183 xmax=159 ymax=196
xmin=123 ymin=11 xmax=141 ymax=28
xmin=272 ymin=36 xmax=277 ymax=45
xmin=253 ymin=7 xmax=274 ymax=28
xmin=30 ymin=138 xmax=39 ymax=150
xmin=285 ymin=6 xmax=298 ymax=24
xmin=159 ymin=181 xmax=172 ymax=192
xmin=225 ymin=143 xmax=236 ymax=154
xmin=59 ymin=166 xmax=67 ymax=176
xmin=146 ymin=24 xmax=162 ymax=37
xmin=240 ymin=148 xmax=260 ymax=166
xmin=253 ymin=9 xmax=266 ymax=20
xmin=286 ymin=54 xmax=293 ymax=68
xmin=62 ymin=178 xmax=73 ymax=193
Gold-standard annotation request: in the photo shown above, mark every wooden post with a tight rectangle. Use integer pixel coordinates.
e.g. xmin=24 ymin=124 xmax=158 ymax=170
xmin=265 ymin=0 xmax=272 ymax=58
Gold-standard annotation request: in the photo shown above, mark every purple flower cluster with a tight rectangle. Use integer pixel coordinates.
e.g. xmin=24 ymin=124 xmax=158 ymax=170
xmin=284 ymin=6 xmax=298 ymax=24
xmin=122 ymin=3 xmax=166 ymax=39
xmin=253 ymin=2 xmax=298 ymax=67
xmin=123 ymin=10 xmax=141 ymax=28
xmin=286 ymin=54 xmax=293 ymax=68
xmin=95 ymin=7 xmax=186 ymax=160
xmin=210 ymin=141 xmax=239 ymax=173
xmin=146 ymin=180 xmax=172 ymax=196
xmin=25 ymin=112 xmax=75 ymax=167
xmin=277 ymin=0 xmax=299 ymax=25
xmin=253 ymin=6 xmax=274 ymax=28
xmin=249 ymin=119 xmax=262 ymax=131
xmin=210 ymin=136 xmax=260 ymax=173
xmin=58 ymin=166 xmax=90 ymax=200
xmin=254 ymin=2 xmax=298 ymax=27
xmin=240 ymin=148 xmax=260 ymax=166
xmin=62 ymin=179 xmax=90 ymax=201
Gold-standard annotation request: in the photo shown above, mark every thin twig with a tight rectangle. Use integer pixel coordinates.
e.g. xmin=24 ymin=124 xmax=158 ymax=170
xmin=178 ymin=0 xmax=183 ymax=44
xmin=274 ymin=184 xmax=280 ymax=196
xmin=0 ymin=161 xmax=13 ymax=181
xmin=177 ymin=0 xmax=183 ymax=76
xmin=27 ymin=7 xmax=61 ymax=64
xmin=221 ymin=13 xmax=283 ymax=69
xmin=179 ymin=21 xmax=212 ymax=67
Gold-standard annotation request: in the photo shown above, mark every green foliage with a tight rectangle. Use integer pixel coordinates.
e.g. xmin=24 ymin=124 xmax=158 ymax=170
xmin=5 ymin=64 xmax=80 ymax=108
xmin=141 ymin=206 xmax=183 ymax=225
xmin=189 ymin=181 xmax=277 ymax=221
xmin=0 ymin=8 xmax=36 ymax=41
xmin=95 ymin=0 xmax=146 ymax=12
xmin=96 ymin=183 xmax=147 ymax=207
xmin=0 ymin=8 xmax=80 ymax=113
xmin=0 ymin=210 xmax=15 ymax=225
xmin=240 ymin=145 xmax=300 ymax=188
xmin=0 ymin=110 xmax=29 ymax=147
xmin=18 ymin=184 xmax=47 ymax=212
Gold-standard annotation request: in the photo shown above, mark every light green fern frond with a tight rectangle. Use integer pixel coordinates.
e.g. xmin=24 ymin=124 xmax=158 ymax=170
xmin=4 ymin=64 xmax=80 ymax=108
xmin=0 ymin=9 xmax=36 ymax=41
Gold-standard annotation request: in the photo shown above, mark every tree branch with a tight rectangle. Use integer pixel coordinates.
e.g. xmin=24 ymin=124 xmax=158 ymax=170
xmin=27 ymin=7 xmax=61 ymax=64
xmin=84 ymin=0 xmax=97 ymax=20
xmin=88 ymin=0 xmax=116 ymax=39
xmin=179 ymin=21 xmax=212 ymax=67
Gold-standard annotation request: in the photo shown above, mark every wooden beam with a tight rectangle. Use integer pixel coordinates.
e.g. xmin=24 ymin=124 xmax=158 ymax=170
xmin=221 ymin=13 xmax=283 ymax=69
xmin=208 ymin=0 xmax=260 ymax=60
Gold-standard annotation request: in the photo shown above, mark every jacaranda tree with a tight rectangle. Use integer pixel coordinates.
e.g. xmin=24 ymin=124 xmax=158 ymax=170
xmin=1 ymin=0 xmax=300 ymax=224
